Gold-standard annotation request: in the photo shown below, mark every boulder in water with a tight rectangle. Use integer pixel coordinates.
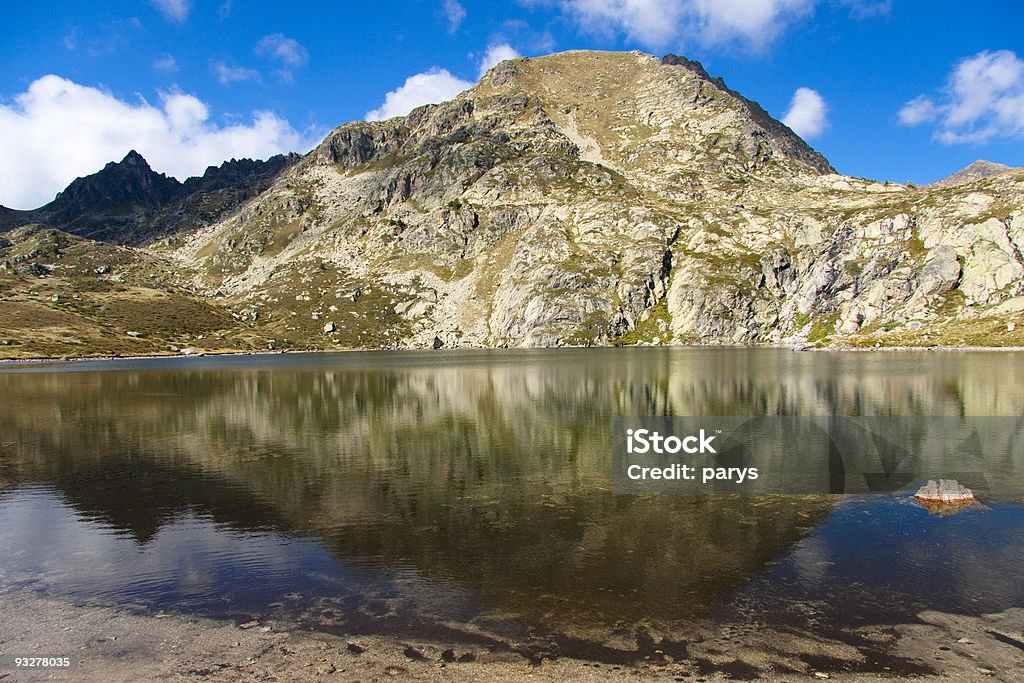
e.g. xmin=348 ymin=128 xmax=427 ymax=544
xmin=914 ymin=479 xmax=974 ymax=504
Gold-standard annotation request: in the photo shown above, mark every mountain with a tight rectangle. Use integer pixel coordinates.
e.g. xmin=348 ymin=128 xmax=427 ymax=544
xmin=0 ymin=150 xmax=299 ymax=244
xmin=930 ymin=160 xmax=1015 ymax=188
xmin=1 ymin=49 xmax=1023 ymax=358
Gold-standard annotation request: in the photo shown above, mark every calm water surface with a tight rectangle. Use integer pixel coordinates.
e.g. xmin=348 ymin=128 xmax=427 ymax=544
xmin=1 ymin=348 xmax=1022 ymax=657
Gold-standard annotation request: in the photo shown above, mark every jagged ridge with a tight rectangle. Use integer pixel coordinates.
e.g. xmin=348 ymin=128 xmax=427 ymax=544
xmin=0 ymin=150 xmax=299 ymax=244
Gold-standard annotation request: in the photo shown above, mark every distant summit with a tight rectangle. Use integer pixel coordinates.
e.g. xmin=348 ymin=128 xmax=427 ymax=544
xmin=930 ymin=160 xmax=1015 ymax=188
xmin=52 ymin=150 xmax=181 ymax=215
xmin=0 ymin=150 xmax=298 ymax=244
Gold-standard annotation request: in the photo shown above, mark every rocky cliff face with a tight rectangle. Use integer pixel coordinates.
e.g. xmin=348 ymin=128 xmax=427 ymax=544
xmin=2 ymin=50 xmax=1024 ymax=357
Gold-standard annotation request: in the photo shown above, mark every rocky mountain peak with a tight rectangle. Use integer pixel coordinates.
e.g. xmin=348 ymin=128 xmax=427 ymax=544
xmin=119 ymin=149 xmax=150 ymax=168
xmin=307 ymin=49 xmax=835 ymax=212
xmin=660 ymin=54 xmax=717 ymax=85
xmin=930 ymin=159 xmax=1015 ymax=188
xmin=52 ymin=150 xmax=180 ymax=213
xmin=478 ymin=50 xmax=834 ymax=179
xmin=0 ymin=150 xmax=298 ymax=244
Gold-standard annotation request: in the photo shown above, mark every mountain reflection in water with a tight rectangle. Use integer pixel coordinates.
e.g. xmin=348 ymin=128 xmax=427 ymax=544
xmin=1 ymin=348 xmax=1023 ymax=649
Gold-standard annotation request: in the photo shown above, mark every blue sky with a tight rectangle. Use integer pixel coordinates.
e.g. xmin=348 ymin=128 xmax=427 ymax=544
xmin=1 ymin=0 xmax=1022 ymax=208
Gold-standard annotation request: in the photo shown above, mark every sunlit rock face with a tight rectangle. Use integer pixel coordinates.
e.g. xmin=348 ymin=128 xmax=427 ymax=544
xmin=4 ymin=51 xmax=1023 ymax=358
xmin=168 ymin=50 xmax=1024 ymax=350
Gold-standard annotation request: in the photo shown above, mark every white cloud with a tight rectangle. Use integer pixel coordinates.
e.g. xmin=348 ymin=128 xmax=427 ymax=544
xmin=443 ymin=0 xmax=467 ymax=32
xmin=151 ymin=0 xmax=190 ymax=23
xmin=899 ymin=50 xmax=1024 ymax=144
xmin=560 ymin=0 xmax=686 ymax=47
xmin=946 ymin=50 xmax=1023 ymax=128
xmin=153 ymin=54 xmax=178 ymax=73
xmin=0 ymin=75 xmax=317 ymax=209
xmin=557 ymin=0 xmax=815 ymax=49
xmin=365 ymin=68 xmax=473 ymax=121
xmin=478 ymin=43 xmax=522 ymax=78
xmin=212 ymin=61 xmax=261 ymax=85
xmin=782 ymin=86 xmax=828 ymax=139
xmin=691 ymin=0 xmax=816 ymax=47
xmin=255 ymin=33 xmax=309 ymax=67
xmin=897 ymin=95 xmax=938 ymax=125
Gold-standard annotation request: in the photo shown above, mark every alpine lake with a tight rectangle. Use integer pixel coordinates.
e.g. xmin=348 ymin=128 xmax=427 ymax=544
xmin=1 ymin=347 xmax=1023 ymax=673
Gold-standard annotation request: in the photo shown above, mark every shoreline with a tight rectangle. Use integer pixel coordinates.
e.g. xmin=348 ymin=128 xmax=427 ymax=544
xmin=4 ymin=342 xmax=1024 ymax=366
xmin=1 ymin=587 xmax=1020 ymax=682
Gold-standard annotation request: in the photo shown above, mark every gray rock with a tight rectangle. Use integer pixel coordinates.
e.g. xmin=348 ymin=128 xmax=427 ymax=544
xmin=914 ymin=479 xmax=975 ymax=503
xmin=838 ymin=312 xmax=863 ymax=334
xmin=917 ymin=246 xmax=961 ymax=297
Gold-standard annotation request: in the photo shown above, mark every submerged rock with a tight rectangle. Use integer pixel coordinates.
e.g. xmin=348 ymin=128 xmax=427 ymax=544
xmin=914 ymin=479 xmax=975 ymax=504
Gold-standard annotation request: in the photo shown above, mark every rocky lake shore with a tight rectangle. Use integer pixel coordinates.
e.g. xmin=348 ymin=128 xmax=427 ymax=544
xmin=2 ymin=586 xmax=1022 ymax=682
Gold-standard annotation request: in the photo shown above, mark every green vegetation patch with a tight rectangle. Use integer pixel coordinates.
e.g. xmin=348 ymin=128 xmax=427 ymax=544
xmin=561 ymin=310 xmax=610 ymax=346
xmin=614 ymin=298 xmax=673 ymax=345
xmin=807 ymin=313 xmax=840 ymax=342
